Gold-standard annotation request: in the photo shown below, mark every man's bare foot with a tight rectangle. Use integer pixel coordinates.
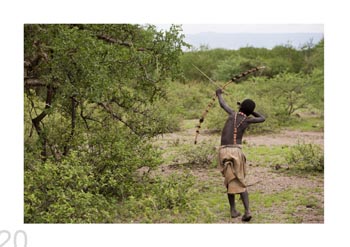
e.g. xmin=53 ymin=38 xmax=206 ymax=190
xmin=231 ymin=210 xmax=241 ymax=218
xmin=242 ymin=213 xmax=252 ymax=222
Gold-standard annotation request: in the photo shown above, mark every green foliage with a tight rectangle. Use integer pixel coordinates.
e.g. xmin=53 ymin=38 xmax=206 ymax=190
xmin=255 ymin=73 xmax=305 ymax=117
xmin=177 ymin=38 xmax=324 ymax=135
xmin=166 ymin=81 xmax=214 ymax=119
xmin=180 ymin=142 xmax=217 ymax=167
xmin=24 ymin=26 xmax=324 ymax=223
xmin=86 ymin=126 xmax=161 ymax=198
xmin=148 ymin=173 xmax=197 ymax=210
xmin=212 ymin=55 xmax=264 ymax=81
xmin=180 ymin=48 xmax=230 ymax=82
xmin=301 ymin=39 xmax=324 ymax=73
xmin=24 ymin=125 xmax=163 ymax=223
xmin=254 ymin=71 xmax=323 ymax=122
xmin=24 ymin=24 xmax=188 ymax=159
xmin=181 ymin=39 xmax=324 ymax=83
xmin=162 ymin=68 xmax=323 ymax=135
xmin=266 ymin=45 xmax=304 ymax=74
xmin=285 ymin=143 xmax=324 ymax=172
xmin=304 ymin=68 xmax=324 ymax=112
xmin=153 ymin=97 xmax=184 ymax=132
xmin=115 ymin=172 xmax=206 ymax=223
xmin=24 ymin=151 xmax=116 ymax=223
xmin=24 ymin=24 xmax=190 ymax=222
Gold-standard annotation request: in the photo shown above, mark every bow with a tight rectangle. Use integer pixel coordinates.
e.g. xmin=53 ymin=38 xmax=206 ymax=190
xmin=194 ymin=66 xmax=266 ymax=144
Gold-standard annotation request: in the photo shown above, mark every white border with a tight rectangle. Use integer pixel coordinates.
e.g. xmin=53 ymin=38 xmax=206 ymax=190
xmin=1 ymin=0 xmax=349 ymax=246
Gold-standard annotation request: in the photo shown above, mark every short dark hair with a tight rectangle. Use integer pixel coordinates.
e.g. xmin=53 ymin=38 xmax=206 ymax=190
xmin=239 ymin=99 xmax=255 ymax=116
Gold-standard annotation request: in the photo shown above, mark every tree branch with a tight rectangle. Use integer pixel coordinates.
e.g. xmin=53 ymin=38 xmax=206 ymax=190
xmin=63 ymin=96 xmax=78 ymax=156
xmin=31 ymin=85 xmax=55 ymax=159
xmin=24 ymin=78 xmax=47 ymax=88
xmin=96 ymin=34 xmax=148 ymax=51
xmin=98 ymin=102 xmax=140 ymax=136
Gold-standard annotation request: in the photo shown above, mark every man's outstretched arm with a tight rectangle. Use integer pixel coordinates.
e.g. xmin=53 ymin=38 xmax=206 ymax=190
xmin=216 ymin=88 xmax=234 ymax=115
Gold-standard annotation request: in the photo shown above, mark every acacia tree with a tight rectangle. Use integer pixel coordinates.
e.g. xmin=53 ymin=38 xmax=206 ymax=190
xmin=254 ymin=72 xmax=323 ymax=120
xmin=24 ymin=24 xmax=187 ymax=160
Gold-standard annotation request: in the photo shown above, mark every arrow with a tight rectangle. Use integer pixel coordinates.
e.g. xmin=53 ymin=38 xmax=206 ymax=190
xmin=191 ymin=63 xmax=221 ymax=88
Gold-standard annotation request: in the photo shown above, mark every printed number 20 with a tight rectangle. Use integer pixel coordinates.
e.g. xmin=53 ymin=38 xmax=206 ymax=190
xmin=0 ymin=231 xmax=27 ymax=247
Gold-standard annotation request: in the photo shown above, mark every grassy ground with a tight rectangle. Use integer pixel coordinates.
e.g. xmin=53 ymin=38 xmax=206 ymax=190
xmin=148 ymin=119 xmax=324 ymax=224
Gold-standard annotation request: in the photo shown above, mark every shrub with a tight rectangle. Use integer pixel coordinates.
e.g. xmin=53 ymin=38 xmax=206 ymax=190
xmin=116 ymin=172 xmax=204 ymax=223
xmin=24 ymin=126 xmax=164 ymax=223
xmin=163 ymin=81 xmax=214 ymax=120
xmin=24 ymin=151 xmax=116 ymax=223
xmin=285 ymin=143 xmax=324 ymax=172
xmin=150 ymin=172 xmax=197 ymax=210
xmin=180 ymin=142 xmax=217 ymax=167
xmin=180 ymin=48 xmax=231 ymax=82
xmin=82 ymin=125 xmax=163 ymax=200
xmin=212 ymin=55 xmax=264 ymax=81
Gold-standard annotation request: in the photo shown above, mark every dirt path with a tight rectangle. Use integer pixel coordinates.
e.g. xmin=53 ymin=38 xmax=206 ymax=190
xmin=155 ymin=124 xmax=324 ymax=147
xmin=245 ymin=130 xmax=324 ymax=146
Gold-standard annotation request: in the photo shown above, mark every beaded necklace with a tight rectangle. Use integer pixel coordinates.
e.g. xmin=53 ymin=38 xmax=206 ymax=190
xmin=233 ymin=112 xmax=247 ymax=144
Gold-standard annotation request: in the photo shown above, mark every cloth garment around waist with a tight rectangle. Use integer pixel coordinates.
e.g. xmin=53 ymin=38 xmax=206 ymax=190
xmin=218 ymin=145 xmax=247 ymax=193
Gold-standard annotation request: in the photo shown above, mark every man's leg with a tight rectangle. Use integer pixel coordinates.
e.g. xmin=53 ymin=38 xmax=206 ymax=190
xmin=240 ymin=191 xmax=252 ymax=222
xmin=228 ymin=193 xmax=241 ymax=218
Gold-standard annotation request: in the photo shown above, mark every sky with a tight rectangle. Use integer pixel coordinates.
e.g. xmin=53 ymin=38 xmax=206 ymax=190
xmin=156 ymin=24 xmax=324 ymax=50
xmin=157 ymin=24 xmax=324 ymax=34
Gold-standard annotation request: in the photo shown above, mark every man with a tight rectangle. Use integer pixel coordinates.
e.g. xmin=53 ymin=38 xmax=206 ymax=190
xmin=216 ymin=88 xmax=265 ymax=222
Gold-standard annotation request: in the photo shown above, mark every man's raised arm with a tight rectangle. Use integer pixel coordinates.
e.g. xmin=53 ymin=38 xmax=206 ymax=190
xmin=216 ymin=88 xmax=234 ymax=115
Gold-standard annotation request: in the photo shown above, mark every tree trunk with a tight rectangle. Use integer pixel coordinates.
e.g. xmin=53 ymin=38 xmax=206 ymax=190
xmin=31 ymin=85 xmax=55 ymax=160
xmin=63 ymin=96 xmax=78 ymax=156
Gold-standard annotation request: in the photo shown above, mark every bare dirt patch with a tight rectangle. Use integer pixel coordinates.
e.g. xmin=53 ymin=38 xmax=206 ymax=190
xmin=245 ymin=130 xmax=324 ymax=147
xmin=156 ymin=127 xmax=324 ymax=147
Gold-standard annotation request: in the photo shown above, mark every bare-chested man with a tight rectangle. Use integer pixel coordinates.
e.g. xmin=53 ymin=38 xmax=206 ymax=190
xmin=216 ymin=88 xmax=265 ymax=222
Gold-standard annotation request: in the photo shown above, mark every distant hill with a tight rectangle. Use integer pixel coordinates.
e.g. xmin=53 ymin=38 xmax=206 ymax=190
xmin=184 ymin=32 xmax=324 ymax=50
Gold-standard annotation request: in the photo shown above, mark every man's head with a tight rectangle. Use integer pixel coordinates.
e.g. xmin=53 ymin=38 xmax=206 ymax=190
xmin=239 ymin=99 xmax=255 ymax=116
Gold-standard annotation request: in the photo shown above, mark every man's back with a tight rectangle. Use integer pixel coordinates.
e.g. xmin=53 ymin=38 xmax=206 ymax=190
xmin=221 ymin=113 xmax=249 ymax=145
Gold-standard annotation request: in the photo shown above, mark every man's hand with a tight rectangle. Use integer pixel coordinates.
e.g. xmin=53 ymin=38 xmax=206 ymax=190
xmin=216 ymin=88 xmax=223 ymax=96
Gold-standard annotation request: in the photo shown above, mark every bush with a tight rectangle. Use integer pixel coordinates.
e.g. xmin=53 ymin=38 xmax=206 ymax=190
xmin=180 ymin=48 xmax=232 ymax=82
xmin=83 ymin=124 xmax=163 ymax=200
xmin=163 ymin=81 xmax=214 ymax=120
xmin=212 ymin=55 xmax=264 ymax=81
xmin=285 ymin=143 xmax=324 ymax=172
xmin=180 ymin=142 xmax=217 ymax=167
xmin=116 ymin=172 xmax=205 ymax=223
xmin=24 ymin=151 xmax=116 ymax=223
xmin=24 ymin=125 xmax=164 ymax=223
xmin=149 ymin=172 xmax=197 ymax=210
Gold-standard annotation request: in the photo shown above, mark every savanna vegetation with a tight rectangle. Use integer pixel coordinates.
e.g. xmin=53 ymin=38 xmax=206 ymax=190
xmin=24 ymin=24 xmax=324 ymax=223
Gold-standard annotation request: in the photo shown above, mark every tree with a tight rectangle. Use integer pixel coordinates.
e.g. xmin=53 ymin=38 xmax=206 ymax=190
xmin=256 ymin=72 xmax=318 ymax=118
xmin=212 ymin=55 xmax=264 ymax=81
xmin=24 ymin=24 xmax=187 ymax=160
xmin=24 ymin=24 xmax=189 ymax=222
xmin=312 ymin=39 xmax=324 ymax=70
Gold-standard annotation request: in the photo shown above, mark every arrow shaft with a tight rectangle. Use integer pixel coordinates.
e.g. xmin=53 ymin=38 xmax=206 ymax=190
xmin=192 ymin=63 xmax=221 ymax=88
